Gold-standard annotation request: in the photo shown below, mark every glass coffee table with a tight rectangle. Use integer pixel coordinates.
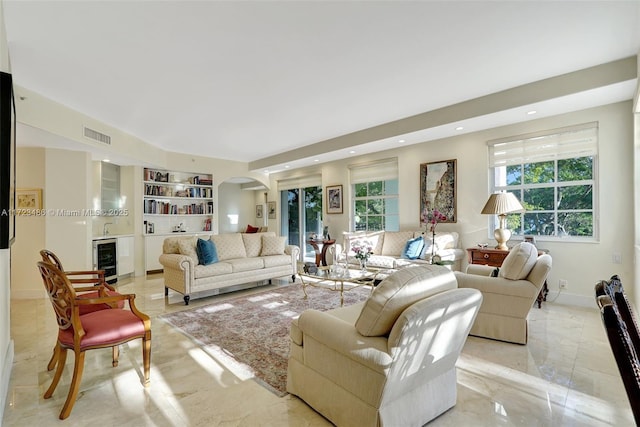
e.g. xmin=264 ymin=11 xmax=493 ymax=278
xmin=297 ymin=265 xmax=394 ymax=306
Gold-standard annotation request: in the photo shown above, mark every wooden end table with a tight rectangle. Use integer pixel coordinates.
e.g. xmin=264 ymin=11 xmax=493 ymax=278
xmin=306 ymin=239 xmax=336 ymax=266
xmin=466 ymin=247 xmax=548 ymax=308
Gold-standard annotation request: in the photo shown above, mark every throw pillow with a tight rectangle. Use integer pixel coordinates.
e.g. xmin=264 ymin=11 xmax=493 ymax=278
xmin=196 ymin=238 xmax=218 ymax=265
xmin=246 ymin=224 xmax=259 ymax=233
xmin=261 ymin=236 xmax=286 ymax=256
xmin=401 ymin=236 xmax=425 ymax=260
xmin=355 ymin=265 xmax=457 ymax=337
xmin=211 ymin=233 xmax=247 ymax=260
xmin=499 ymin=242 xmax=538 ymax=280
xmin=177 ymin=237 xmax=199 ymax=264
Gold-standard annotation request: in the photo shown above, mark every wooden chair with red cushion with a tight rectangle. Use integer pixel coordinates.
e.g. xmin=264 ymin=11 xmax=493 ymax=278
xmin=37 ymin=261 xmax=151 ymax=419
xmin=39 ymin=249 xmax=125 ymax=371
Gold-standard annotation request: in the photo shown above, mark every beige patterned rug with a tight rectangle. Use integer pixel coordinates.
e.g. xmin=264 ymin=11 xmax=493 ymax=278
xmin=159 ymin=283 xmax=371 ymax=396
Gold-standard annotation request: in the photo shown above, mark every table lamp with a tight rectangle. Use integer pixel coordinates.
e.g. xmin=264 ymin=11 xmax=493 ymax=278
xmin=481 ymin=192 xmax=524 ymax=250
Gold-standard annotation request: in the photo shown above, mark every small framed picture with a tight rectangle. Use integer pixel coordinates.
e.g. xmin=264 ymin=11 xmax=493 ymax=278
xmin=256 ymin=204 xmax=263 ymax=219
xmin=17 ymin=188 xmax=42 ymax=210
xmin=326 ymin=184 xmax=343 ymax=214
xmin=524 ymin=235 xmax=537 ymax=246
xmin=268 ymin=201 xmax=276 ymax=219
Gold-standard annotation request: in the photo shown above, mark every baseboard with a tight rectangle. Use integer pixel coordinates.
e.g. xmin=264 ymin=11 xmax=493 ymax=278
xmin=0 ymin=340 xmax=15 ymax=423
xmin=546 ymin=290 xmax=595 ymax=309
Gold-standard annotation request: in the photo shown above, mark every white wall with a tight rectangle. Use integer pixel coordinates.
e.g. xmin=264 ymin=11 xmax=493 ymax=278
xmin=44 ymin=149 xmax=93 ymax=272
xmin=217 ymin=182 xmax=255 ymax=233
xmin=11 ymin=147 xmax=45 ymax=299
xmin=270 ymin=101 xmax=635 ymax=307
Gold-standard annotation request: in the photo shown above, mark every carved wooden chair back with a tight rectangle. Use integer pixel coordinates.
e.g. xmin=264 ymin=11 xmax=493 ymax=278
xmin=595 ymin=277 xmax=640 ymax=425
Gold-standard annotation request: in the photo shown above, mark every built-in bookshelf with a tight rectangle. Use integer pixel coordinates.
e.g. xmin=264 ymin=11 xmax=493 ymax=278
xmin=142 ymin=168 xmax=214 ymax=235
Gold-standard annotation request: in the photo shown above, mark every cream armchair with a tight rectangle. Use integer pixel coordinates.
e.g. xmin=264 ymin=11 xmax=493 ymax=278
xmin=454 ymin=242 xmax=552 ymax=345
xmin=287 ymin=265 xmax=482 ymax=426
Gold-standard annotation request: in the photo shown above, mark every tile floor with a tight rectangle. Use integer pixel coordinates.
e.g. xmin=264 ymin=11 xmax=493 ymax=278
xmin=2 ymin=273 xmax=634 ymax=426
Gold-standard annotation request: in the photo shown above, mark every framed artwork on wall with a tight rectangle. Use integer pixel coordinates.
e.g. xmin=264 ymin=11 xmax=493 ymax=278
xmin=268 ymin=201 xmax=276 ymax=219
xmin=420 ymin=159 xmax=456 ymax=223
xmin=256 ymin=204 xmax=263 ymax=219
xmin=17 ymin=188 xmax=43 ymax=210
xmin=326 ymin=184 xmax=343 ymax=214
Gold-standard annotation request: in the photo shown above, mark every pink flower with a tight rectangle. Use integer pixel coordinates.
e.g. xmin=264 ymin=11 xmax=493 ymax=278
xmin=351 ymin=240 xmax=373 ymax=260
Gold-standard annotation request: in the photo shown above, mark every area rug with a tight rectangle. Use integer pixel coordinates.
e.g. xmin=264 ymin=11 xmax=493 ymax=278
xmin=158 ymin=284 xmax=371 ymax=396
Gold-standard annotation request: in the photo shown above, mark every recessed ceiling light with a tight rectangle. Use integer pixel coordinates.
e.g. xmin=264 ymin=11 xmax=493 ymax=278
xmin=398 ymin=139 xmax=405 ymax=143
xmin=349 ymin=150 xmax=356 ymax=154
xmin=455 ymin=126 xmax=464 ymax=131
xmin=284 ymin=165 xmax=290 ymax=169
xmin=527 ymin=110 xmax=537 ymax=115
xmin=314 ymin=159 xmax=319 ymax=162
xmin=103 ymin=159 xmax=110 ymax=162
xmin=264 ymin=170 xmax=269 ymax=174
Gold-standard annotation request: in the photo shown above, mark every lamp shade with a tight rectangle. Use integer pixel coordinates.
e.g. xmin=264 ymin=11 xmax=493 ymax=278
xmin=481 ymin=192 xmax=524 ymax=215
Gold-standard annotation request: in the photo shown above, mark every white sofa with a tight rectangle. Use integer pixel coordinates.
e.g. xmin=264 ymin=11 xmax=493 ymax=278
xmin=287 ymin=265 xmax=482 ymax=426
xmin=159 ymin=232 xmax=300 ymax=305
xmin=335 ymin=230 xmax=465 ymax=271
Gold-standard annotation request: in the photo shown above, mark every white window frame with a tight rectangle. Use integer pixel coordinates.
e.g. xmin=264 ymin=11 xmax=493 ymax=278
xmin=487 ymin=122 xmax=599 ymax=242
xmin=349 ymin=159 xmax=399 ymax=232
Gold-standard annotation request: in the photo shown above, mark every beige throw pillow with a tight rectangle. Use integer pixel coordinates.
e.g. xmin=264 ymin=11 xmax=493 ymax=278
xmin=499 ymin=242 xmax=538 ymax=280
xmin=211 ymin=233 xmax=247 ymax=260
xmin=355 ymin=265 xmax=457 ymax=337
xmin=261 ymin=236 xmax=286 ymax=256
xmin=177 ymin=237 xmax=199 ymax=264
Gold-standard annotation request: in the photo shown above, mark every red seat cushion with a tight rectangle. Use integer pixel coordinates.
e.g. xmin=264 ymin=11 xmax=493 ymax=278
xmin=77 ymin=290 xmax=125 ymax=315
xmin=58 ymin=309 xmax=146 ymax=349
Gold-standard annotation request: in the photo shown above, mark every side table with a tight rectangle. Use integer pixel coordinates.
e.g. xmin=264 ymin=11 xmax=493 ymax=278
xmin=307 ymin=239 xmax=336 ymax=266
xmin=466 ymin=247 xmax=548 ymax=308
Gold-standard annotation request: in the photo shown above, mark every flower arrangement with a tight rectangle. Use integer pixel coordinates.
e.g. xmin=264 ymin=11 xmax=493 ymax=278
xmin=351 ymin=240 xmax=374 ymax=261
xmin=421 ymin=208 xmax=447 ymax=261
xmin=351 ymin=240 xmax=374 ymax=270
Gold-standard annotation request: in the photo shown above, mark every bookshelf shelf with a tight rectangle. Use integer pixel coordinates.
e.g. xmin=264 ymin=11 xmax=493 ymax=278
xmin=143 ymin=168 xmax=214 ymax=234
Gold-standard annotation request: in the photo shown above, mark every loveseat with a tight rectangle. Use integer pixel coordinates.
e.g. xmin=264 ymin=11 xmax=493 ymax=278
xmin=454 ymin=242 xmax=552 ymax=344
xmin=287 ymin=265 xmax=482 ymax=426
xmin=159 ymin=232 xmax=300 ymax=305
xmin=335 ymin=230 xmax=465 ymax=271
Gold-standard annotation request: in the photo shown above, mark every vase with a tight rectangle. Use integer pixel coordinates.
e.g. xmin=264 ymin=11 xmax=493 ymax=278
xmin=359 ymin=258 xmax=368 ymax=271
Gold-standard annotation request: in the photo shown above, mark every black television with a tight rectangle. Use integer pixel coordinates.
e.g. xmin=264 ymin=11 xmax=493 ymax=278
xmin=0 ymin=71 xmax=16 ymax=249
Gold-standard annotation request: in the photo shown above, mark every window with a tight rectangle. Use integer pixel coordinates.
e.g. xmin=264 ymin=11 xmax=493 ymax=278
xmin=488 ymin=123 xmax=598 ymax=241
xmin=350 ymin=159 xmax=399 ymax=231
xmin=278 ymin=175 xmax=322 ymax=261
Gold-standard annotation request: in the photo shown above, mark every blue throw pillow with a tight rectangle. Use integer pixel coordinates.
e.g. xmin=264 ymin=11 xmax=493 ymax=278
xmin=196 ymin=238 xmax=218 ymax=265
xmin=402 ymin=236 xmax=425 ymax=260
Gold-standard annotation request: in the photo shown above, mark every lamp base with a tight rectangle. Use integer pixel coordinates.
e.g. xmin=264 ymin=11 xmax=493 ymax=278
xmin=494 ymin=228 xmax=511 ymax=251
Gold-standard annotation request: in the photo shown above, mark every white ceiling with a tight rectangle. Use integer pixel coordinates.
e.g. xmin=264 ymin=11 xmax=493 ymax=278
xmin=3 ymin=1 xmax=640 ymax=172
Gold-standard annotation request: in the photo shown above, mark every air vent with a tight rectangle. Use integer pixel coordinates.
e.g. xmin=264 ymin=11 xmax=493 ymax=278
xmin=83 ymin=126 xmax=111 ymax=145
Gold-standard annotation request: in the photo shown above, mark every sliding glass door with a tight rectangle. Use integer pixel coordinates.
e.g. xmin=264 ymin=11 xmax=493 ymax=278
xmin=280 ymin=186 xmax=322 ymax=262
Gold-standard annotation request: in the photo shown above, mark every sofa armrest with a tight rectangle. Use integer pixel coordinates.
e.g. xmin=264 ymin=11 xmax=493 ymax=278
xmin=454 ymin=271 xmax=538 ymax=298
xmin=297 ymin=309 xmax=392 ymax=373
xmin=465 ymin=264 xmax=495 ymax=276
xmin=285 ymin=244 xmax=300 ymax=258
xmin=159 ymin=253 xmax=195 ymax=270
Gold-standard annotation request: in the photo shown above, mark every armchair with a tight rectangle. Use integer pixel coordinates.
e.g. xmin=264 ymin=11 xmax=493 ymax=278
xmin=454 ymin=242 xmax=552 ymax=344
xmin=287 ymin=265 xmax=482 ymax=426
xmin=37 ymin=261 xmax=151 ymax=419
xmin=39 ymin=249 xmax=124 ymax=371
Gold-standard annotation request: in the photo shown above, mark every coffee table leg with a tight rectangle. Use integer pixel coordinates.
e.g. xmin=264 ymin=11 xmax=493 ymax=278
xmin=299 ymin=275 xmax=309 ymax=300
xmin=340 ymin=280 xmax=344 ymax=307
